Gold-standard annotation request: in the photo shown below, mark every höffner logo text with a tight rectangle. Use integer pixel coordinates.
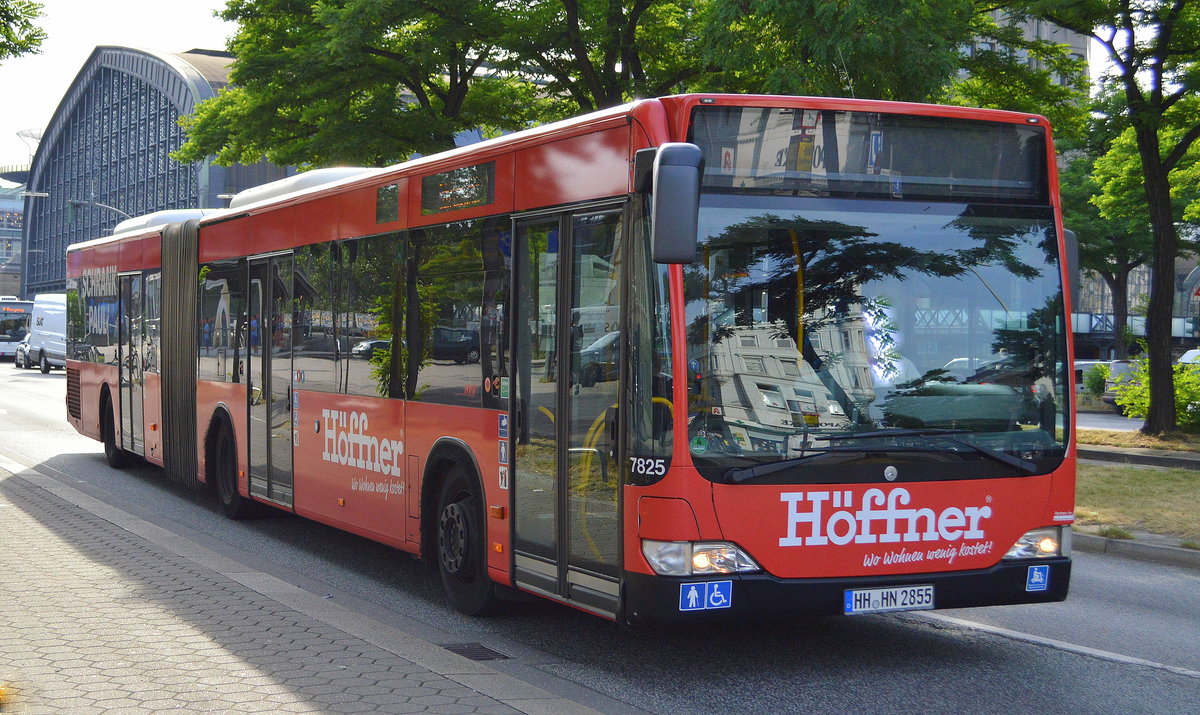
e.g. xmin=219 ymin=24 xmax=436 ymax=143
xmin=779 ymin=487 xmax=992 ymax=546
xmin=321 ymin=409 xmax=403 ymax=476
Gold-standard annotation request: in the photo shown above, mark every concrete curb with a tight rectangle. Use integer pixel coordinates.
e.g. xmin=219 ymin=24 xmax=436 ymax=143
xmin=1073 ymin=532 xmax=1200 ymax=570
xmin=1077 ymin=446 xmax=1200 ymax=470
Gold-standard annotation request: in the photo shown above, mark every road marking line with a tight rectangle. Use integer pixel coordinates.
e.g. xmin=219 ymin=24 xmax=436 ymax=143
xmin=920 ymin=612 xmax=1200 ymax=680
xmin=0 ymin=454 xmax=26 ymax=475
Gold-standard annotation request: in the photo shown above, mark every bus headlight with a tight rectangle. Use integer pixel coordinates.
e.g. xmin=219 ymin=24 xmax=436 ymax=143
xmin=641 ymin=540 xmax=761 ymax=576
xmin=1002 ymin=526 xmax=1071 ymax=559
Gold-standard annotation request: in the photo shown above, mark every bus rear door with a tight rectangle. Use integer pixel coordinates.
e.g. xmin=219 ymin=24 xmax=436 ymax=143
xmin=118 ymin=273 xmax=144 ymax=456
xmin=248 ymin=253 xmax=295 ymax=506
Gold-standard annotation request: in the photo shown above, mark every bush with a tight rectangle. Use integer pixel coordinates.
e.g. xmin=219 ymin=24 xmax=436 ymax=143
xmin=1113 ymin=361 xmax=1200 ymax=426
xmin=1083 ymin=363 xmax=1109 ymax=397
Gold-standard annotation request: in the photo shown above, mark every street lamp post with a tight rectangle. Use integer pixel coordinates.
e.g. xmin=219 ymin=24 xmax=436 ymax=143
xmin=18 ymin=191 xmax=134 ymax=298
xmin=66 ymin=199 xmax=133 ymax=221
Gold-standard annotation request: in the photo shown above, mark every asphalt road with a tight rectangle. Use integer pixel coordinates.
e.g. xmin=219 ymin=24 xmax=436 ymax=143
xmin=1077 ymin=410 xmax=1146 ymax=431
xmin=2 ymin=363 xmax=1198 ymax=714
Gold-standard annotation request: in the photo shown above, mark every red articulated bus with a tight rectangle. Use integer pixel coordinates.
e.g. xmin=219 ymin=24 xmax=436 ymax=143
xmin=66 ymin=94 xmax=1075 ymax=624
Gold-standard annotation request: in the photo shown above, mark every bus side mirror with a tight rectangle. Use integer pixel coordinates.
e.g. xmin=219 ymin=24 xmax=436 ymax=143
xmin=1062 ymin=227 xmax=1079 ymax=303
xmin=651 ymin=143 xmax=704 ymax=264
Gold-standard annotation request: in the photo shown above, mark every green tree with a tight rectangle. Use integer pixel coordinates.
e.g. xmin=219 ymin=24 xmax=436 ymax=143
xmin=183 ymin=1 xmax=1092 ymax=168
xmin=698 ymin=0 xmax=976 ymax=100
xmin=176 ymin=0 xmax=549 ymax=167
xmin=1020 ymin=0 xmax=1200 ymax=433
xmin=697 ymin=1 xmax=1088 ymax=143
xmin=1 ymin=0 xmax=44 ymax=61
xmin=499 ymin=0 xmax=706 ymax=112
xmin=943 ymin=12 xmax=1090 ymax=145
xmin=1089 ymin=112 xmax=1200 ymax=355
xmin=1060 ymin=151 xmax=1152 ymax=359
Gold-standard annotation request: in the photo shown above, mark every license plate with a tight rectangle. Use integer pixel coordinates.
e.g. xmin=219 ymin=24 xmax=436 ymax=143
xmin=844 ymin=584 xmax=935 ymax=615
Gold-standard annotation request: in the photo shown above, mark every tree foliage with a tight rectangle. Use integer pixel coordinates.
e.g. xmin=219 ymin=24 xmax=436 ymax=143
xmin=942 ymin=12 xmax=1090 ymax=145
xmin=176 ymin=0 xmax=550 ymax=167
xmin=179 ymin=0 xmax=1090 ymax=168
xmin=0 ymin=0 xmax=44 ymax=61
xmin=697 ymin=0 xmax=975 ymax=100
xmin=1060 ymin=149 xmax=1152 ymax=359
xmin=498 ymin=0 xmax=706 ymax=111
xmin=1114 ymin=360 xmax=1200 ymax=427
xmin=1019 ymin=0 xmax=1200 ymax=433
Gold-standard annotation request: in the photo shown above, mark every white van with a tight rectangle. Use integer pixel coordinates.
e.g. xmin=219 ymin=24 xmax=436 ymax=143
xmin=23 ymin=293 xmax=67 ymax=373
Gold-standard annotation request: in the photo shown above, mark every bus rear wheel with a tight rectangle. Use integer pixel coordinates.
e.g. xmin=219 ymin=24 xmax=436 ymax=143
xmin=101 ymin=397 xmax=131 ymax=469
xmin=436 ymin=466 xmax=498 ymax=616
xmin=212 ymin=423 xmax=259 ymax=519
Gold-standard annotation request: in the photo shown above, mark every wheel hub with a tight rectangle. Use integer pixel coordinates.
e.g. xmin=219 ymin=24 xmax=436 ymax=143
xmin=439 ymin=502 xmax=467 ymax=574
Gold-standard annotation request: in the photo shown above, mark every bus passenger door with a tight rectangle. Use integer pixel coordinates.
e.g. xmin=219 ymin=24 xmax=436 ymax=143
xmin=247 ymin=254 xmax=295 ymax=507
xmin=118 ymin=273 xmax=144 ymax=456
xmin=511 ymin=208 xmax=624 ymax=617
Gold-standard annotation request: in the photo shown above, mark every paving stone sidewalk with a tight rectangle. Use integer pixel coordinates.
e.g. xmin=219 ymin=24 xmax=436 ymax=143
xmin=0 ymin=467 xmax=595 ymax=714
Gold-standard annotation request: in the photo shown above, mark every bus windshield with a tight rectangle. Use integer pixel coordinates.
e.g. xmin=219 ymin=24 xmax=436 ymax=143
xmin=1 ymin=303 xmax=31 ymax=343
xmin=682 ymin=195 xmax=1068 ymax=483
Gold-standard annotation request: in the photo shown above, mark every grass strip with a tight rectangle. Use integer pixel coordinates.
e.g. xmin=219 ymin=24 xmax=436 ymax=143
xmin=1076 ymin=463 xmax=1200 ymax=541
xmin=1076 ymin=428 xmax=1200 ymax=452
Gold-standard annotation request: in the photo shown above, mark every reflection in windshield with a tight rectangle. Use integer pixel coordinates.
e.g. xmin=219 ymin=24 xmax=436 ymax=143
xmin=683 ymin=196 xmax=1067 ymax=480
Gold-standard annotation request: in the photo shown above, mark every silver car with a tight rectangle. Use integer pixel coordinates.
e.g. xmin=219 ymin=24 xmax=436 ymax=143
xmin=1101 ymin=359 xmax=1137 ymax=414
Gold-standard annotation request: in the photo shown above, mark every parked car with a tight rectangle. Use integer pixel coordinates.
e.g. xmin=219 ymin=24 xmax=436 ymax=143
xmin=1179 ymin=349 xmax=1200 ymax=364
xmin=1102 ymin=359 xmax=1137 ymax=414
xmin=431 ymin=327 xmax=480 ymax=364
xmin=351 ymin=339 xmax=390 ymax=359
xmin=1072 ymin=359 xmax=1108 ymax=393
xmin=25 ymin=293 xmax=67 ymax=373
xmin=13 ymin=333 xmax=30 ymax=369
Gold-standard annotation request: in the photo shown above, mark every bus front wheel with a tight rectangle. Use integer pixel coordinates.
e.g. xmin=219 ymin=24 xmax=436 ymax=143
xmin=436 ymin=466 xmax=498 ymax=616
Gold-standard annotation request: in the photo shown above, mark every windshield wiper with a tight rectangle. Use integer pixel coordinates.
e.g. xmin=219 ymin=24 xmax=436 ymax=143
xmin=826 ymin=428 xmax=1037 ymax=475
xmin=725 ymin=429 xmax=1040 ymax=483
xmin=726 ymin=448 xmax=845 ymax=483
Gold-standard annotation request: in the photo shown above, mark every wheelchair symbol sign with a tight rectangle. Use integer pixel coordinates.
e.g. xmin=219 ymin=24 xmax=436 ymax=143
xmin=1026 ymin=565 xmax=1049 ymax=592
xmin=679 ymin=580 xmax=733 ymax=611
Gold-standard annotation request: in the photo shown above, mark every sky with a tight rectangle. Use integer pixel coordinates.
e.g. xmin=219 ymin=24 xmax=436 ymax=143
xmin=0 ymin=0 xmax=236 ymax=171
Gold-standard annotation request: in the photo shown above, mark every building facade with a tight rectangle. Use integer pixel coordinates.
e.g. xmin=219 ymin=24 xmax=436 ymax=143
xmin=21 ymin=46 xmax=288 ymax=297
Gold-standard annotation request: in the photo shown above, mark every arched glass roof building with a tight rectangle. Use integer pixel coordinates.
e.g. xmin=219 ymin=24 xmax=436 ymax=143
xmin=22 ymin=46 xmax=288 ymax=296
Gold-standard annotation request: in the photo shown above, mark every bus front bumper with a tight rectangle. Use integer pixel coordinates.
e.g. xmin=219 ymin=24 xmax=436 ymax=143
xmin=621 ymin=557 xmax=1071 ymax=625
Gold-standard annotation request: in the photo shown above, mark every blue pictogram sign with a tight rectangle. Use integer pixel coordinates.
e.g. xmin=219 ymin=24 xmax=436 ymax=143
xmin=679 ymin=580 xmax=733 ymax=611
xmin=1026 ymin=565 xmax=1049 ymax=592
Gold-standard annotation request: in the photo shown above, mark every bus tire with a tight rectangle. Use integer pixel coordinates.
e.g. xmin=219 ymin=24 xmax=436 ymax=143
xmin=436 ymin=465 xmax=499 ymax=616
xmin=101 ymin=396 xmax=131 ymax=469
xmin=212 ymin=422 xmax=260 ymax=519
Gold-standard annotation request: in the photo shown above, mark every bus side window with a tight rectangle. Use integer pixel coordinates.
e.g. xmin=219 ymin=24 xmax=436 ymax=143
xmin=338 ymin=234 xmax=400 ymax=398
xmin=198 ymin=258 xmax=246 ymax=383
xmin=409 ymin=220 xmax=487 ymax=408
xmin=293 ymin=243 xmax=337 ymax=394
